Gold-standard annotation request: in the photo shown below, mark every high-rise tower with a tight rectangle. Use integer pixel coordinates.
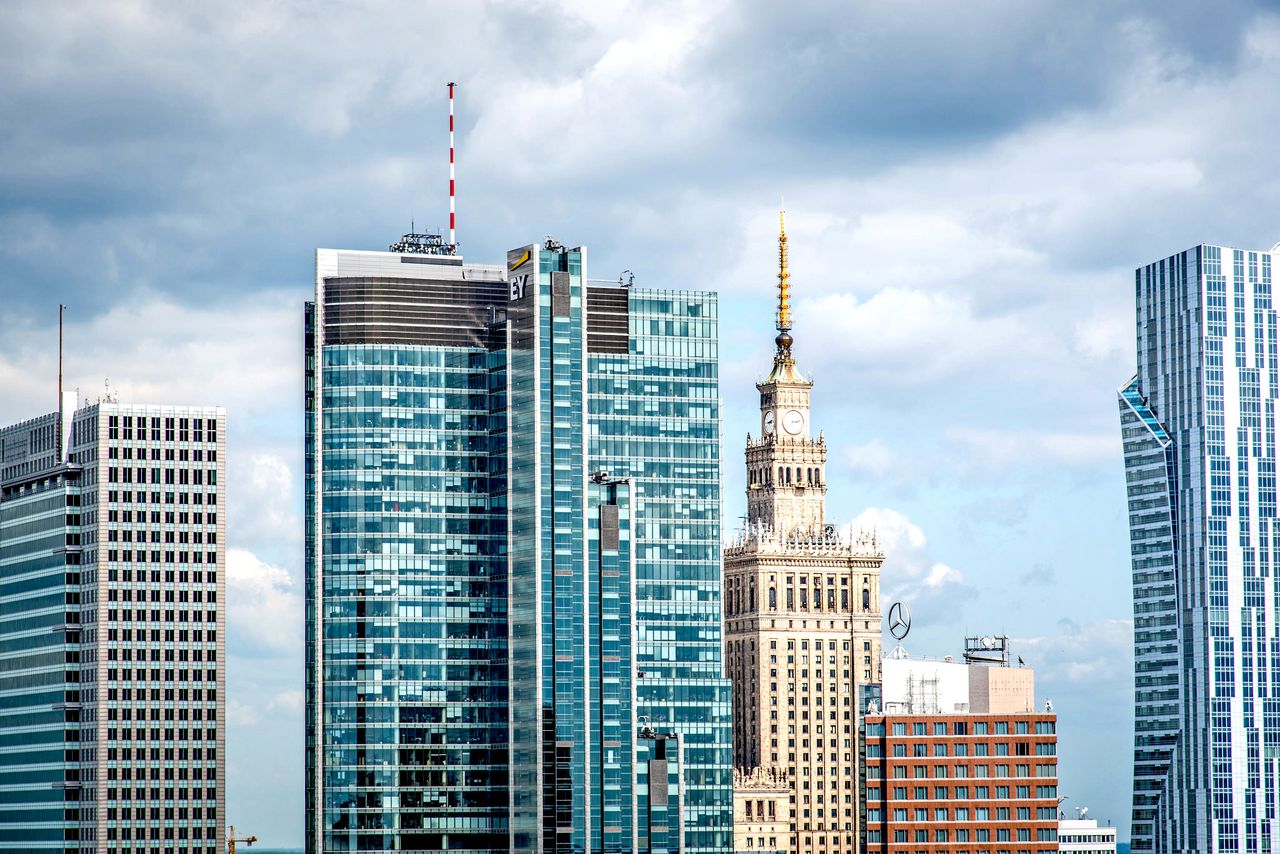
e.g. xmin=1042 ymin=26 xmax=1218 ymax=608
xmin=305 ymin=234 xmax=733 ymax=854
xmin=0 ymin=395 xmax=227 ymax=854
xmin=1119 ymin=242 xmax=1280 ymax=853
xmin=725 ymin=213 xmax=884 ymax=854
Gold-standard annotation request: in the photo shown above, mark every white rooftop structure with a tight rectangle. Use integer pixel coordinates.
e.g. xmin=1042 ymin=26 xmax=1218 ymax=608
xmin=1058 ymin=816 xmax=1117 ymax=853
xmin=878 ymin=644 xmax=1037 ymax=715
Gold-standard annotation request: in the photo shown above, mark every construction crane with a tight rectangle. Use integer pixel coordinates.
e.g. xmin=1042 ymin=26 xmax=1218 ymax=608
xmin=228 ymin=825 xmax=257 ymax=854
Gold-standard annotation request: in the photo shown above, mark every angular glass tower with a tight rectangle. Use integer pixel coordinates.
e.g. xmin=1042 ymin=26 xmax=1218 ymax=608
xmin=306 ymin=237 xmax=732 ymax=854
xmin=1119 ymin=243 xmax=1280 ymax=853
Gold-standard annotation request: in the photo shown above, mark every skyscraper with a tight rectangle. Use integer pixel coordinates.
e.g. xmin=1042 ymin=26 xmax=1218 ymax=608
xmin=1119 ymin=242 xmax=1280 ymax=852
xmin=305 ymin=233 xmax=732 ymax=854
xmin=724 ymin=213 xmax=884 ymax=854
xmin=0 ymin=394 xmax=226 ymax=854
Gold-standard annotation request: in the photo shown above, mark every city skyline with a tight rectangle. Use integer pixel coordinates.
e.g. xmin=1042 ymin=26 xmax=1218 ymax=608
xmin=2 ymin=1 xmax=1280 ymax=847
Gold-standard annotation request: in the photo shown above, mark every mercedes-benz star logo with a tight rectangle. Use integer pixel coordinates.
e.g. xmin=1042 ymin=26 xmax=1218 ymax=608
xmin=888 ymin=601 xmax=911 ymax=641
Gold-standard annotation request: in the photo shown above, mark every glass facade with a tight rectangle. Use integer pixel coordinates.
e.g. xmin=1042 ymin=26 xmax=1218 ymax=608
xmin=307 ymin=244 xmax=731 ymax=854
xmin=1120 ymin=244 xmax=1280 ymax=852
xmin=595 ymin=289 xmax=730 ymax=854
xmin=1 ymin=402 xmax=227 ymax=854
xmin=0 ymin=413 xmax=79 ymax=853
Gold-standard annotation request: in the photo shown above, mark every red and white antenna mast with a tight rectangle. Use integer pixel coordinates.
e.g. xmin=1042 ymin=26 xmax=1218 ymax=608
xmin=448 ymin=81 xmax=457 ymax=253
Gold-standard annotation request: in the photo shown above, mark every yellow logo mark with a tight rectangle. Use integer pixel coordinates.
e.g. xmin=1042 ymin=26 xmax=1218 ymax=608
xmin=510 ymin=250 xmax=531 ymax=271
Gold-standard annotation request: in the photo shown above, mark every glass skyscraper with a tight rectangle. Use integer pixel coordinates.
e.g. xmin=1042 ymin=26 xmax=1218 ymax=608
xmin=1120 ymin=242 xmax=1280 ymax=852
xmin=306 ymin=237 xmax=732 ymax=854
xmin=0 ymin=397 xmax=226 ymax=854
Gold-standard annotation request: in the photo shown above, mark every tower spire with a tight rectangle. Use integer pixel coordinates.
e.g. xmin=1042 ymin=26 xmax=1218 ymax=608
xmin=777 ymin=210 xmax=790 ymax=332
xmin=774 ymin=209 xmax=794 ymax=359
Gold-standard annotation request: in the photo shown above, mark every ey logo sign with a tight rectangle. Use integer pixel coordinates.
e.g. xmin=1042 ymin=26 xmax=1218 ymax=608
xmin=510 ymin=274 xmax=528 ymax=301
xmin=508 ymin=249 xmax=531 ymax=301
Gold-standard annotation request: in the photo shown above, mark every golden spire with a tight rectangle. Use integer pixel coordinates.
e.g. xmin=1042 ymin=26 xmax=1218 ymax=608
xmin=776 ymin=209 xmax=791 ymax=334
xmin=764 ymin=207 xmax=805 ymax=382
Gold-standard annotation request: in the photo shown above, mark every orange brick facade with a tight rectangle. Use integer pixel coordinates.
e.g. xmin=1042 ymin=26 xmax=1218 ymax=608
xmin=861 ymin=713 xmax=1059 ymax=854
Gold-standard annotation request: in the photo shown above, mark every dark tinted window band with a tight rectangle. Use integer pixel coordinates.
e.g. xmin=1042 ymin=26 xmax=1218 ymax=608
xmin=586 ymin=287 xmax=629 ymax=354
xmin=323 ymin=277 xmax=507 ymax=347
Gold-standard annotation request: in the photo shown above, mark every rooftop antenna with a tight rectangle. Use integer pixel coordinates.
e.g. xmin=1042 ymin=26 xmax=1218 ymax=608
xmin=387 ymin=83 xmax=457 ymax=257
xmin=57 ymin=303 xmax=65 ymax=458
xmin=448 ymin=81 xmax=457 ymax=253
xmin=57 ymin=302 xmax=64 ymax=409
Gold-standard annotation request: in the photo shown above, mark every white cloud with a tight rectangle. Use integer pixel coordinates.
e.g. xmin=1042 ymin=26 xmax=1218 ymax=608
xmin=842 ymin=438 xmax=896 ymax=479
xmin=1017 ymin=617 xmax=1134 ymax=690
xmin=945 ymin=426 xmax=1120 ymax=471
xmin=269 ymin=690 xmax=304 ymax=713
xmin=1074 ymin=309 xmax=1133 ymax=363
xmin=226 ymin=548 xmax=302 ymax=656
xmin=0 ymin=290 xmax=299 ymax=425
xmin=850 ymin=506 xmax=967 ymax=603
xmin=227 ymin=698 xmax=259 ymax=727
xmin=230 ymin=452 xmax=301 ymax=562
xmin=469 ymin=0 xmax=732 ymax=186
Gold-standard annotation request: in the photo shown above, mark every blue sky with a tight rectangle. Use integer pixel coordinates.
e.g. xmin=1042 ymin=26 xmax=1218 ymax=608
xmin=2 ymin=0 xmax=1279 ymax=845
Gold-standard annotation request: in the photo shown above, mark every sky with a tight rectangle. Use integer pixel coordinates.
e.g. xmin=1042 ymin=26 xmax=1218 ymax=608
xmin=2 ymin=0 xmax=1279 ymax=845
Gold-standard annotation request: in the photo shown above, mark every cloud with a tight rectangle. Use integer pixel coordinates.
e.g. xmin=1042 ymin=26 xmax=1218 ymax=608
xmin=842 ymin=438 xmax=896 ymax=480
xmin=1019 ymin=563 xmax=1057 ymax=587
xmin=850 ymin=506 xmax=968 ymax=604
xmin=0 ymin=290 xmax=299 ymax=424
xmin=269 ymin=690 xmax=304 ymax=713
xmin=227 ymin=698 xmax=259 ymax=727
xmin=230 ymin=452 xmax=301 ymax=563
xmin=946 ymin=426 xmax=1120 ymax=471
xmin=226 ymin=548 xmax=302 ymax=656
xmin=1018 ymin=617 xmax=1134 ymax=688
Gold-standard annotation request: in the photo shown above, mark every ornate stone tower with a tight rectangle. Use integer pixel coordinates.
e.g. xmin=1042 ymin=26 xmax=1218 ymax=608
xmin=746 ymin=213 xmax=826 ymax=536
xmin=726 ymin=211 xmax=885 ymax=854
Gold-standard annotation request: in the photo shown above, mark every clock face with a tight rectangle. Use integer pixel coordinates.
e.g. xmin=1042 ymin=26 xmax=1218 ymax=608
xmin=763 ymin=411 xmax=775 ymax=434
xmin=783 ymin=409 xmax=804 ymax=435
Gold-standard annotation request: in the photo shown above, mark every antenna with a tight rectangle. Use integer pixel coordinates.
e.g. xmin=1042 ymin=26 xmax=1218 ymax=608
xmin=58 ymin=304 xmax=64 ymax=411
xmin=448 ymin=81 xmax=457 ymax=253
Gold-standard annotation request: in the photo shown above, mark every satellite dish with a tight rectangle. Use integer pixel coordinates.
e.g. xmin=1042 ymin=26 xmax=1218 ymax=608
xmin=981 ymin=636 xmax=993 ymax=649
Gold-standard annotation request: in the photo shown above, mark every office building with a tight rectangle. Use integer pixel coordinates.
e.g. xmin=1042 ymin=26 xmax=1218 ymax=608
xmin=0 ymin=395 xmax=226 ymax=854
xmin=861 ymin=640 xmax=1058 ymax=854
xmin=1119 ymin=242 xmax=1280 ymax=852
xmin=1058 ymin=815 xmax=1117 ymax=854
xmin=305 ymin=233 xmax=732 ymax=854
xmin=724 ymin=213 xmax=884 ymax=854
xmin=732 ymin=767 xmax=789 ymax=854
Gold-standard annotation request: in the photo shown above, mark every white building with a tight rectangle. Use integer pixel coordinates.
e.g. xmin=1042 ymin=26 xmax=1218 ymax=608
xmin=1058 ymin=817 xmax=1117 ymax=853
xmin=878 ymin=639 xmax=1037 ymax=715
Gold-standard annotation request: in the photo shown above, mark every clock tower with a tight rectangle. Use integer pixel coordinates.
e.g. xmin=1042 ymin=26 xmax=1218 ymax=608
xmin=746 ymin=212 xmax=826 ymax=536
xmin=725 ymin=211 xmax=885 ymax=854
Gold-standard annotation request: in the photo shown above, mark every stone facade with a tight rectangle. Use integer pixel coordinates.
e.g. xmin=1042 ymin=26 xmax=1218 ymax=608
xmin=726 ymin=214 xmax=884 ymax=854
xmin=733 ymin=767 xmax=791 ymax=854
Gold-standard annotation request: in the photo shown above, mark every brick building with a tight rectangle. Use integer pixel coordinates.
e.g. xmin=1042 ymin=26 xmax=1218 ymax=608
xmin=861 ymin=642 xmax=1059 ymax=854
